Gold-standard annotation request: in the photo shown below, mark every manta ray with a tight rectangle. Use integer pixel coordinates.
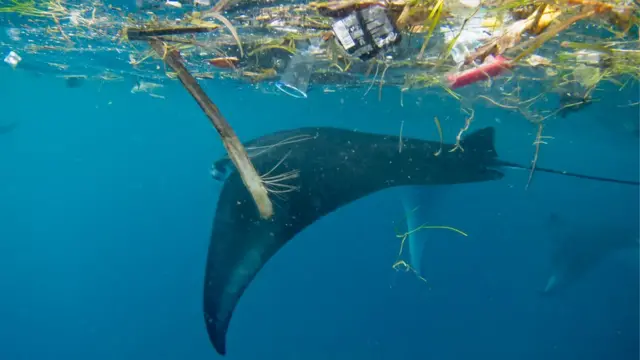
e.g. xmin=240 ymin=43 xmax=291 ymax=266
xmin=204 ymin=126 xmax=638 ymax=355
xmin=541 ymin=226 xmax=639 ymax=294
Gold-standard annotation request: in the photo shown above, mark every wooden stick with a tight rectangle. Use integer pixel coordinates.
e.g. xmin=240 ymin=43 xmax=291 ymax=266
xmin=147 ymin=38 xmax=274 ymax=219
xmin=125 ymin=26 xmax=219 ymax=41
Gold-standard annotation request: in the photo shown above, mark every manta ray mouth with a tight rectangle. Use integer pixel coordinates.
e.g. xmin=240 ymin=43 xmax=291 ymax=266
xmin=211 ymin=159 xmax=232 ymax=182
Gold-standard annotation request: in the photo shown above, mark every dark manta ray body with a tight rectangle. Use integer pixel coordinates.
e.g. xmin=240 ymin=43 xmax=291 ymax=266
xmin=204 ymin=126 xmax=501 ymax=354
xmin=204 ymin=126 xmax=638 ymax=355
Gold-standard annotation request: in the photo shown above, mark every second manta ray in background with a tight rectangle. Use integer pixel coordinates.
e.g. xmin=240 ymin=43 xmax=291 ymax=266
xmin=204 ymin=126 xmax=639 ymax=356
xmin=540 ymin=225 xmax=639 ymax=295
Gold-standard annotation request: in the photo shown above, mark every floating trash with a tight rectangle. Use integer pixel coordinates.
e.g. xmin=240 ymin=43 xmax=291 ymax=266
xmin=1 ymin=0 xmax=638 ymax=223
xmin=62 ymin=75 xmax=87 ymax=88
xmin=276 ymin=48 xmax=317 ymax=99
xmin=165 ymin=0 xmax=182 ymax=8
xmin=6 ymin=28 xmax=21 ymax=41
xmin=330 ymin=4 xmax=401 ymax=61
xmin=207 ymin=57 xmax=239 ymax=69
xmin=3 ymin=51 xmax=21 ymax=69
xmin=526 ymin=54 xmax=552 ymax=67
xmin=446 ymin=55 xmax=511 ymax=89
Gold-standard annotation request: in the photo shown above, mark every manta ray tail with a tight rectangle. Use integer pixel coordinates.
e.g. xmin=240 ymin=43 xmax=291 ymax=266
xmin=496 ymin=160 xmax=640 ymax=187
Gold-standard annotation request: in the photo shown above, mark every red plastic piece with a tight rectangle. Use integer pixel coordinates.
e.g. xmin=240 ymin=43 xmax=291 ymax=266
xmin=446 ymin=55 xmax=512 ymax=89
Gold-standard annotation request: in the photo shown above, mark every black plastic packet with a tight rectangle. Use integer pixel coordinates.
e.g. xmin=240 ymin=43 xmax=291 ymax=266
xmin=330 ymin=5 xmax=401 ymax=61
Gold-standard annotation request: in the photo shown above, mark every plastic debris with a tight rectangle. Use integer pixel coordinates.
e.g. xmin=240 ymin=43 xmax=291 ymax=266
xmin=207 ymin=57 xmax=239 ymax=69
xmin=4 ymin=51 xmax=22 ymax=69
xmin=573 ymin=64 xmax=601 ymax=88
xmin=330 ymin=4 xmax=401 ymax=61
xmin=165 ymin=0 xmax=182 ymax=8
xmin=131 ymin=80 xmax=164 ymax=97
xmin=276 ymin=51 xmax=315 ymax=98
xmin=526 ymin=54 xmax=552 ymax=67
xmin=442 ymin=18 xmax=493 ymax=67
xmin=0 ymin=0 xmax=637 ymax=115
xmin=446 ymin=55 xmax=511 ymax=89
xmin=6 ymin=28 xmax=21 ymax=41
xmin=62 ymin=74 xmax=87 ymax=88
xmin=575 ymin=49 xmax=611 ymax=69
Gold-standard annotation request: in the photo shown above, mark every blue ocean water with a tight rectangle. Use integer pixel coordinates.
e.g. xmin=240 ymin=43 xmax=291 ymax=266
xmin=0 ymin=50 xmax=638 ymax=359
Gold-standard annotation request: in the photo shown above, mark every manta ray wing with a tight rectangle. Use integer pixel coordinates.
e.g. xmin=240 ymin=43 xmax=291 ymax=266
xmin=203 ymin=126 xmax=502 ymax=355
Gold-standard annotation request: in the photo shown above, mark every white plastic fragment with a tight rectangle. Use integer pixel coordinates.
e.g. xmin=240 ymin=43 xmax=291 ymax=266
xmin=441 ymin=7 xmax=494 ymax=67
xmin=69 ymin=10 xmax=81 ymax=26
xmin=165 ymin=0 xmax=182 ymax=8
xmin=526 ymin=54 xmax=552 ymax=67
xmin=4 ymin=51 xmax=22 ymax=69
xmin=131 ymin=81 xmax=165 ymax=98
xmin=443 ymin=25 xmax=490 ymax=67
xmin=459 ymin=0 xmax=481 ymax=7
xmin=194 ymin=0 xmax=211 ymax=5
xmin=576 ymin=50 xmax=604 ymax=66
xmin=6 ymin=28 xmax=21 ymax=41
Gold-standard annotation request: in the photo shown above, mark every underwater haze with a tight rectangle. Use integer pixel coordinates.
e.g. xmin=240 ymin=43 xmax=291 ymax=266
xmin=1 ymin=41 xmax=640 ymax=360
